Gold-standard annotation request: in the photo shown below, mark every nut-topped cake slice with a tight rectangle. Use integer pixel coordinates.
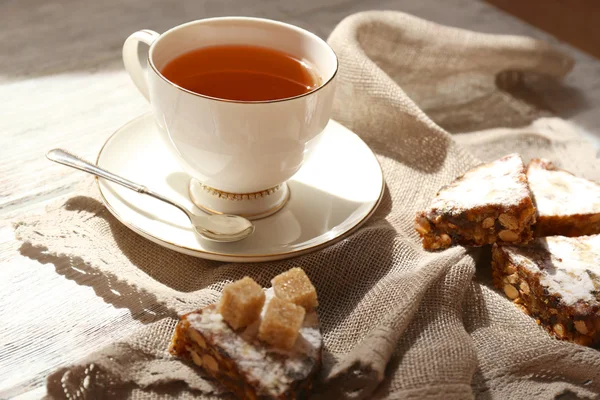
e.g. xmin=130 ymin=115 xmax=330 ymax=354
xmin=528 ymin=159 xmax=600 ymax=237
xmin=492 ymin=235 xmax=600 ymax=346
xmin=170 ymin=270 xmax=321 ymax=400
xmin=416 ymin=154 xmax=536 ymax=250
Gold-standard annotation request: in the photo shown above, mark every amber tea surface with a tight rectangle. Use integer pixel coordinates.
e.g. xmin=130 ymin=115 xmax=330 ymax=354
xmin=160 ymin=45 xmax=319 ymax=101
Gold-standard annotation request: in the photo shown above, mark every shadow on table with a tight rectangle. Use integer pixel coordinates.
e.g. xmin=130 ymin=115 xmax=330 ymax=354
xmin=19 ymin=242 xmax=177 ymax=324
xmin=20 ymin=181 xmax=396 ymax=337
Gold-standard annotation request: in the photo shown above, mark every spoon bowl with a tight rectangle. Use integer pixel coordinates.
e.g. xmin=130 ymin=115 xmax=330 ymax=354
xmin=190 ymin=213 xmax=255 ymax=242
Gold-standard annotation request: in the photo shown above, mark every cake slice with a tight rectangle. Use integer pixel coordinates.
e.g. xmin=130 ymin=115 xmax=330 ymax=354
xmin=492 ymin=235 xmax=600 ymax=346
xmin=170 ymin=272 xmax=321 ymax=399
xmin=416 ymin=154 xmax=536 ymax=250
xmin=528 ymin=159 xmax=600 ymax=237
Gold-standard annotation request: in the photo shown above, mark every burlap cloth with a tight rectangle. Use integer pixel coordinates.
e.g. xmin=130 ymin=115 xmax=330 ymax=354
xmin=14 ymin=11 xmax=600 ymax=400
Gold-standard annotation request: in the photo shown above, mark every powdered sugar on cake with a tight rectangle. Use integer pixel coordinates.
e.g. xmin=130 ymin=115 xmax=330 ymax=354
xmin=503 ymin=235 xmax=600 ymax=306
xmin=427 ymin=153 xmax=530 ymax=215
xmin=528 ymin=159 xmax=600 ymax=217
xmin=186 ymin=288 xmax=321 ymax=396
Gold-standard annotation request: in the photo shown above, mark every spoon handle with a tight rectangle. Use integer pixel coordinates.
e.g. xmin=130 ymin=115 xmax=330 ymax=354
xmin=46 ymin=148 xmax=146 ymax=192
xmin=46 ymin=148 xmax=193 ymax=218
xmin=47 ymin=148 xmax=254 ymax=242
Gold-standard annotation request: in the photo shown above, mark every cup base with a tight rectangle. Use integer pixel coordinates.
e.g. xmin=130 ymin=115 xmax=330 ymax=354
xmin=189 ymin=180 xmax=290 ymax=220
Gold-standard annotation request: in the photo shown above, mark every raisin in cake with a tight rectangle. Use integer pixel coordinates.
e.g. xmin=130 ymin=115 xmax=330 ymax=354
xmin=170 ymin=269 xmax=321 ymax=399
xmin=416 ymin=154 xmax=536 ymax=250
xmin=492 ymin=235 xmax=600 ymax=346
xmin=528 ymin=159 xmax=600 ymax=237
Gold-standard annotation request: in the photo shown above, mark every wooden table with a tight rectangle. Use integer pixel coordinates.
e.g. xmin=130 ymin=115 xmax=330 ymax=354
xmin=485 ymin=0 xmax=600 ymax=60
xmin=2 ymin=0 xmax=600 ymax=398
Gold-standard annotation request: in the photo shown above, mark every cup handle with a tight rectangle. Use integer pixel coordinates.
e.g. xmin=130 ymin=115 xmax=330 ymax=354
xmin=122 ymin=29 xmax=160 ymax=101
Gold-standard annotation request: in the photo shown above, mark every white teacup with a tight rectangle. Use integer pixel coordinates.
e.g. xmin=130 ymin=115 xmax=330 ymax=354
xmin=123 ymin=17 xmax=337 ymax=219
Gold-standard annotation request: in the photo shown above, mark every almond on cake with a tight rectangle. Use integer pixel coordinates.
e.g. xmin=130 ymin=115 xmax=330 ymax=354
xmin=528 ymin=158 xmax=600 ymax=237
xmin=416 ymin=154 xmax=537 ymax=250
xmin=492 ymin=235 xmax=600 ymax=347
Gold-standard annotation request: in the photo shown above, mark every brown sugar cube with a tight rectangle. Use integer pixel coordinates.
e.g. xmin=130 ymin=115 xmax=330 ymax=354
xmin=271 ymin=268 xmax=318 ymax=311
xmin=258 ymin=297 xmax=305 ymax=350
xmin=218 ymin=277 xmax=265 ymax=330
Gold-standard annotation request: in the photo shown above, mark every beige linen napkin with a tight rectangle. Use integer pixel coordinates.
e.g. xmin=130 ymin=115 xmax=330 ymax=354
xmin=15 ymin=11 xmax=600 ymax=399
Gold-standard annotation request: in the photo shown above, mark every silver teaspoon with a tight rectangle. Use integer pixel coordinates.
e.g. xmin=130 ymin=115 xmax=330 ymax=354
xmin=46 ymin=149 xmax=254 ymax=242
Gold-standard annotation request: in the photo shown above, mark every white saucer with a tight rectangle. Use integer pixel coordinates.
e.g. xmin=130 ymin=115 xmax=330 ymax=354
xmin=96 ymin=114 xmax=384 ymax=262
